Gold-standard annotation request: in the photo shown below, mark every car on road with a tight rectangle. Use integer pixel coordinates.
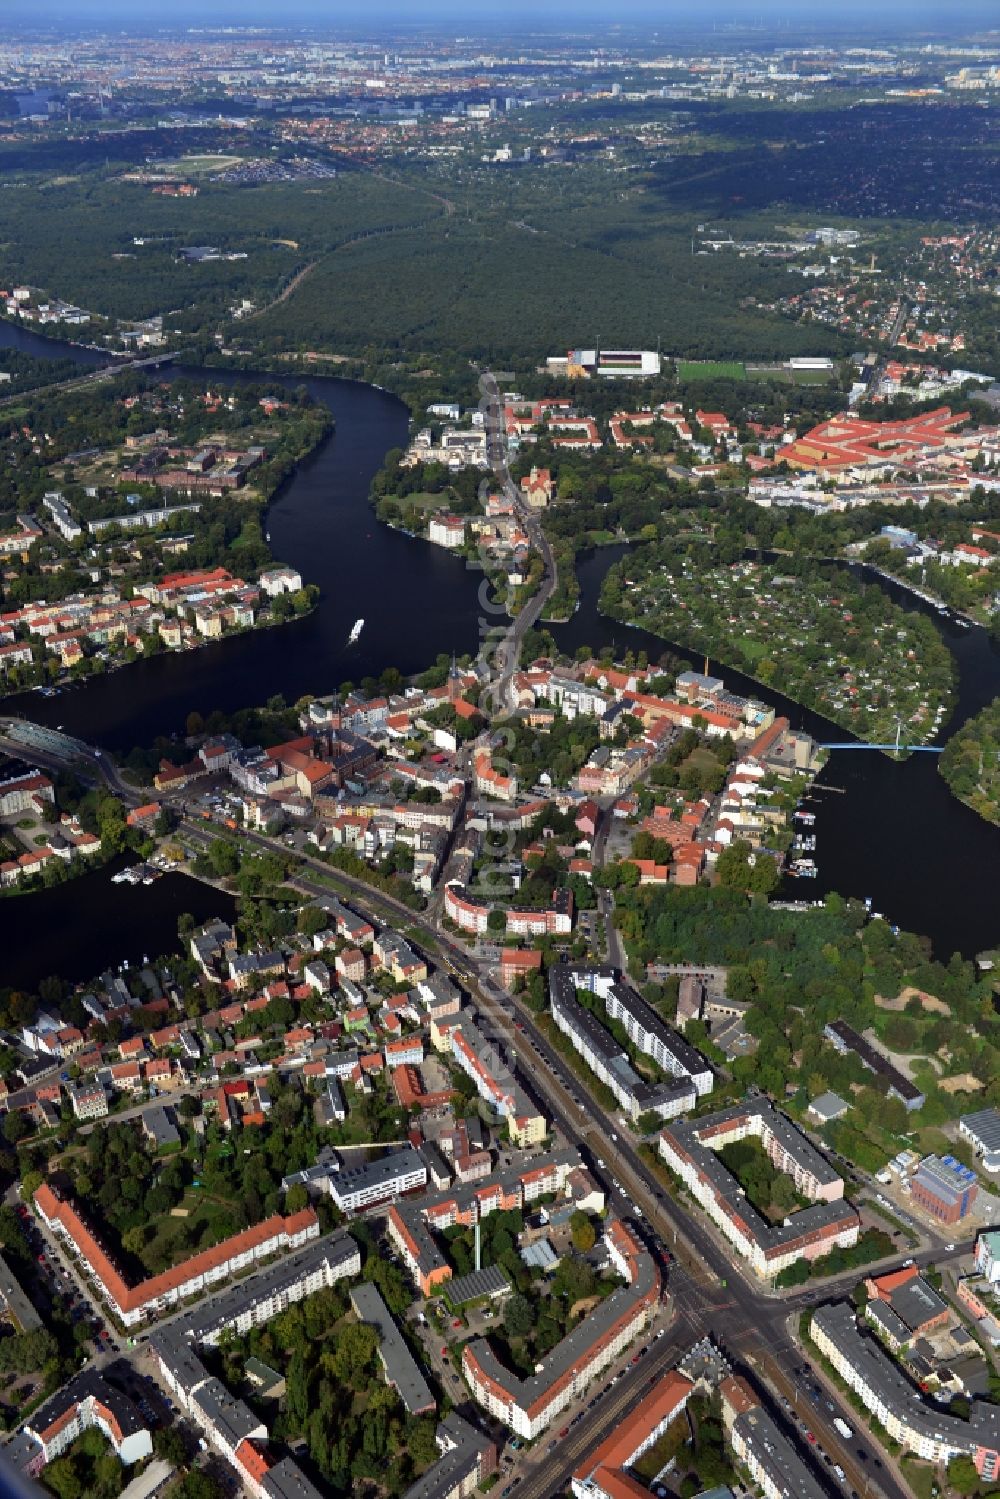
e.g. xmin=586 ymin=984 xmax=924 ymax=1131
xmin=805 ymin=1431 xmax=816 ymax=1444
xmin=440 ymin=1346 xmax=448 ymax=1357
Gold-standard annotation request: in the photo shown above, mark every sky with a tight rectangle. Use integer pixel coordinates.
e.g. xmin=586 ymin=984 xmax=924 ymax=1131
xmin=4 ymin=0 xmax=998 ymax=34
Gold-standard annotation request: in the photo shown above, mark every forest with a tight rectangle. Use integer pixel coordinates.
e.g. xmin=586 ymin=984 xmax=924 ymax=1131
xmin=622 ymin=884 xmax=1000 ymax=1170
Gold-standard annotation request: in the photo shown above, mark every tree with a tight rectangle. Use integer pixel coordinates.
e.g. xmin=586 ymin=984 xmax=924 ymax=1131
xmin=487 ymin=907 xmax=507 ymax=935
xmin=122 ymin=1225 xmax=148 ymax=1256
xmin=570 ymin=1211 xmax=596 ymax=1253
xmin=2 ymin=1111 xmax=30 ymax=1146
xmin=153 ymin=1425 xmax=188 ymax=1467
xmin=947 ymin=1455 xmax=982 ymax=1495
xmin=332 ymin=1321 xmax=379 ymax=1386
xmin=285 ymin=1183 xmax=309 ymax=1214
xmin=503 ymin=1292 xmax=534 ymax=1339
xmin=208 ymin=838 xmax=240 ymax=879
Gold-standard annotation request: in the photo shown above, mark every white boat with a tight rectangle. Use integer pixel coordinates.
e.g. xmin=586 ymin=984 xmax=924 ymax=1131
xmin=348 ymin=618 xmax=364 ymax=644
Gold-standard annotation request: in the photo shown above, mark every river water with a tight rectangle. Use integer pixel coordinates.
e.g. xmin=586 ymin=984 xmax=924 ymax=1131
xmin=1 ymin=321 xmax=998 ymax=970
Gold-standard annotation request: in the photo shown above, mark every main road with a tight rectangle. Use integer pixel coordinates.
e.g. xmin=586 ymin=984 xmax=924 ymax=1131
xmin=0 ymin=710 xmax=939 ymax=1498
xmin=478 ymin=368 xmax=558 ymax=713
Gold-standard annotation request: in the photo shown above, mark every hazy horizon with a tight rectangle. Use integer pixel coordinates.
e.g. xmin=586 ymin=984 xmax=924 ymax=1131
xmin=4 ymin=0 xmax=999 ymax=36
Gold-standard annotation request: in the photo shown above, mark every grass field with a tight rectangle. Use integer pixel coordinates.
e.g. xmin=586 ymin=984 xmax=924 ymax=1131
xmin=740 ymin=639 xmax=769 ymax=663
xmin=399 ymin=491 xmax=453 ymax=511
xmin=677 ymin=359 xmax=746 ymax=381
xmin=137 ymin=1187 xmax=240 ymax=1276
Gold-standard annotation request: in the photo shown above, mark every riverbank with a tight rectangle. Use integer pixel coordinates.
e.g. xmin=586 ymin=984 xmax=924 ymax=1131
xmin=1 ymin=321 xmax=998 ymax=959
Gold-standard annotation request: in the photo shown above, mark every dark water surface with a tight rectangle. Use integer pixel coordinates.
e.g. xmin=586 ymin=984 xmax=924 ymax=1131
xmin=1 ymin=320 xmax=998 ymax=967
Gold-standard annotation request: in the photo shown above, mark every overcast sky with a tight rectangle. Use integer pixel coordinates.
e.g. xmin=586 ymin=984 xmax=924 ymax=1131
xmin=5 ymin=0 xmax=998 ymax=34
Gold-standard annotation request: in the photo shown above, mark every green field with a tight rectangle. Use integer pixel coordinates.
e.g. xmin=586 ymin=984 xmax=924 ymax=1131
xmin=399 ymin=491 xmax=453 ymax=511
xmin=677 ymin=359 xmax=747 ymax=381
xmin=740 ymin=639 xmax=769 ymax=663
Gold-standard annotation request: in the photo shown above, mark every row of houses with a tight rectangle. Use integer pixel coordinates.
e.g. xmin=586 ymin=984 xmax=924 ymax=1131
xmin=33 ymin=1181 xmax=320 ymax=1328
xmin=148 ymin=1228 xmax=497 ymax=1499
xmin=463 ymin=1219 xmax=660 ymax=1439
xmin=388 ymin=1148 xmax=599 ymax=1298
xmin=444 ymin=881 xmax=573 ymax=938
xmin=432 ymin=1009 xmax=547 ymax=1146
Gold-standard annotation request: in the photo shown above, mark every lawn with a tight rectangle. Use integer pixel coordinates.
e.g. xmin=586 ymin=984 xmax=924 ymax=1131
xmin=398 ymin=491 xmax=454 ymax=512
xmin=739 ymin=638 xmax=769 ymax=663
xmin=135 ymin=1188 xmax=241 ymax=1277
xmin=677 ymin=359 xmax=746 ymax=381
xmin=631 ymin=1415 xmax=690 ymax=1480
xmin=899 ymin=1457 xmax=938 ymax=1499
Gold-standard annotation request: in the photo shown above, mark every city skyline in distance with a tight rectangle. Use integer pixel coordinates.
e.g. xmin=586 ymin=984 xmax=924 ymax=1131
xmin=6 ymin=0 xmax=1000 ymax=36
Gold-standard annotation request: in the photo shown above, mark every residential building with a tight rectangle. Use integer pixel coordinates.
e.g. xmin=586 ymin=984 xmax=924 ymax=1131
xmin=443 ymin=1011 xmax=546 ymax=1146
xmin=399 ymin=1414 xmax=496 ymax=1499
xmin=549 ymin=965 xmax=707 ymax=1123
xmin=463 ymin=1220 xmax=659 ymax=1439
xmin=10 ymin=1371 xmax=152 ymax=1475
xmin=658 ymin=1101 xmax=859 ymax=1278
xmin=350 ymin=1282 xmax=435 ymax=1415
xmin=388 ymin=1150 xmax=587 ymax=1298
xmin=720 ymin=1376 xmax=827 ymax=1499
xmin=0 ymin=1251 xmax=41 ymax=1333
xmin=34 ymin=1183 xmax=319 ymax=1327
xmin=571 ymin=1369 xmax=694 ymax=1499
xmin=811 ymin=1302 xmax=1000 ymax=1478
xmin=68 ymin=1081 xmax=108 ymax=1120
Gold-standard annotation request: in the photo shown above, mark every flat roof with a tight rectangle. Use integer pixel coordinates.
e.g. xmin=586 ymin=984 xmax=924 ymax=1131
xmin=349 ymin=1282 xmax=435 ymax=1415
xmin=447 ymin=1264 xmax=511 ymax=1304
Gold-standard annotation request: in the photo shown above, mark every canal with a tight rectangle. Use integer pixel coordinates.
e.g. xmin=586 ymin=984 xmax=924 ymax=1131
xmin=1 ymin=320 xmax=999 ymax=962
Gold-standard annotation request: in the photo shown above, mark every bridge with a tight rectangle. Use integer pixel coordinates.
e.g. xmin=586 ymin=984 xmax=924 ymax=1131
xmin=820 ymin=742 xmax=943 ymax=753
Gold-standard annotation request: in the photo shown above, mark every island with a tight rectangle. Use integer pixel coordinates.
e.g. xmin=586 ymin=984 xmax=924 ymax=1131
xmin=600 ymin=544 xmax=955 ymax=748
xmin=940 ymin=697 xmax=1000 ymax=825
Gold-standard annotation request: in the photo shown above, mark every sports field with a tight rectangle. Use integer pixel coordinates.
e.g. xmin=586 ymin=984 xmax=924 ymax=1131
xmin=676 ymin=359 xmax=746 ymax=381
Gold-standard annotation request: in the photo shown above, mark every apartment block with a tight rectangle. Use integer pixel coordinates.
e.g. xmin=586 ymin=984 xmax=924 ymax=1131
xmin=811 ymin=1302 xmax=1000 ymax=1479
xmin=463 ymin=1220 xmax=659 ymax=1439
xmin=658 ymin=1101 xmax=859 ymax=1278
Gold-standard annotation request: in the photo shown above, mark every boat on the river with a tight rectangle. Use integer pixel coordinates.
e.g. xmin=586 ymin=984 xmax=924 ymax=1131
xmin=348 ymin=618 xmax=364 ymax=644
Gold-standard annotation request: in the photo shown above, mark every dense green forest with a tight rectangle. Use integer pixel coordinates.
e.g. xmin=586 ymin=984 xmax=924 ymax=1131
xmin=0 ymin=170 xmax=438 ymax=332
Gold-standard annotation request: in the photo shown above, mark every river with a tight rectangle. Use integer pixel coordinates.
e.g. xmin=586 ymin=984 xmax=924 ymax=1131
xmin=0 ymin=854 xmax=236 ymax=993
xmin=1 ymin=320 xmax=999 ymax=965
